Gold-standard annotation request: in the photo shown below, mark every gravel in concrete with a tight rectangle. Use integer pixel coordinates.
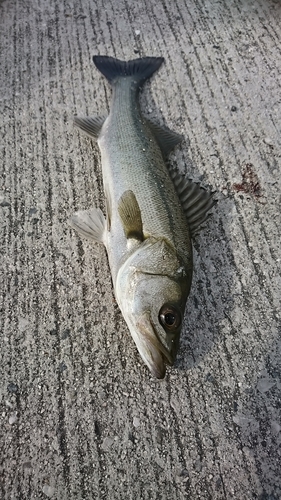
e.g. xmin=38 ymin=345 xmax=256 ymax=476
xmin=1 ymin=0 xmax=281 ymax=498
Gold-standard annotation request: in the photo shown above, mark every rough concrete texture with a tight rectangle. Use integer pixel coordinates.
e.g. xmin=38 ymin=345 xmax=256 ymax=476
xmin=0 ymin=0 xmax=281 ymax=499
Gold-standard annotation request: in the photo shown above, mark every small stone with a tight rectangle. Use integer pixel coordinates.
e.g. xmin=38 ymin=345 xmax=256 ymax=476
xmin=101 ymin=437 xmax=114 ymax=451
xmin=18 ymin=317 xmax=29 ymax=332
xmin=9 ymin=413 xmax=17 ymax=425
xmin=133 ymin=417 xmax=140 ymax=427
xmin=257 ymin=377 xmax=276 ymax=393
xmin=194 ymin=460 xmax=202 ymax=472
xmin=135 ymin=29 xmax=140 ymax=35
xmin=271 ymin=421 xmax=281 ymax=435
xmin=42 ymin=485 xmax=55 ymax=497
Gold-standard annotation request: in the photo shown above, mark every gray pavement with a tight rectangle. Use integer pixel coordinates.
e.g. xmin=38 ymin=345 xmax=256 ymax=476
xmin=0 ymin=0 xmax=281 ymax=498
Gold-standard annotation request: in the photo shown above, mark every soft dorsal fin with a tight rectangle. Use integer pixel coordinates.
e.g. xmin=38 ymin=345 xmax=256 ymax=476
xmin=118 ymin=190 xmax=144 ymax=241
xmin=169 ymin=168 xmax=216 ymax=236
xmin=74 ymin=115 xmax=107 ymax=139
xmin=147 ymin=120 xmax=183 ymax=158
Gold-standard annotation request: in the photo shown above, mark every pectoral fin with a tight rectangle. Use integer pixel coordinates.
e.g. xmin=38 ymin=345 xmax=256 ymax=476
xmin=69 ymin=207 xmax=106 ymax=243
xmin=74 ymin=115 xmax=107 ymax=139
xmin=169 ymin=169 xmax=216 ymax=236
xmin=118 ymin=190 xmax=144 ymax=241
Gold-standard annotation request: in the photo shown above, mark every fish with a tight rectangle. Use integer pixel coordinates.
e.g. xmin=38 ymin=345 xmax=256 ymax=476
xmin=70 ymin=55 xmax=215 ymax=378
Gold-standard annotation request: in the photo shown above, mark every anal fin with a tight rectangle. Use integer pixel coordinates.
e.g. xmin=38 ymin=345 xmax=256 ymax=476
xmin=169 ymin=169 xmax=216 ymax=237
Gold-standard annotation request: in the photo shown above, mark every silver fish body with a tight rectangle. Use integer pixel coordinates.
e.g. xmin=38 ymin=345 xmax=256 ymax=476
xmin=71 ymin=56 xmax=215 ymax=378
xmin=100 ymin=80 xmax=192 ymax=283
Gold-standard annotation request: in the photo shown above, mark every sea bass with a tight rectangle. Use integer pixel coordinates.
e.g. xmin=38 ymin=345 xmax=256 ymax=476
xmin=70 ymin=56 xmax=215 ymax=378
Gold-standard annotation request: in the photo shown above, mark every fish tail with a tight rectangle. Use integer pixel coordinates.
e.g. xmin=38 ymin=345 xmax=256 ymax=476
xmin=93 ymin=55 xmax=164 ymax=88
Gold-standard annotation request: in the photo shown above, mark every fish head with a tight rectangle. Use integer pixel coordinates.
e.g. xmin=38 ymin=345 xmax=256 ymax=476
xmin=116 ymin=238 xmax=192 ymax=378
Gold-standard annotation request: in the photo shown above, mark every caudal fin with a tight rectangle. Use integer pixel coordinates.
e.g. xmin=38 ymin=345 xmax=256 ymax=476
xmin=93 ymin=55 xmax=164 ymax=87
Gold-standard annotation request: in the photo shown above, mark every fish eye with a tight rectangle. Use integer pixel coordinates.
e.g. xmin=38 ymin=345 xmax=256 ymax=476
xmin=159 ymin=305 xmax=181 ymax=331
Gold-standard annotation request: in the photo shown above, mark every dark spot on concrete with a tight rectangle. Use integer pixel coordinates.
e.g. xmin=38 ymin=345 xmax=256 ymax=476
xmin=128 ymin=432 xmax=135 ymax=444
xmin=205 ymin=372 xmax=215 ymax=383
xmin=23 ymin=461 xmax=32 ymax=469
xmin=61 ymin=329 xmax=70 ymax=340
xmin=7 ymin=382 xmax=19 ymax=394
xmin=179 ymin=468 xmax=189 ymax=477
xmin=0 ymin=200 xmax=11 ymax=207
xmin=28 ymin=207 xmax=37 ymax=216
xmin=59 ymin=362 xmax=67 ymax=372
xmin=94 ymin=421 xmax=101 ymax=437
xmin=233 ymin=163 xmax=262 ymax=200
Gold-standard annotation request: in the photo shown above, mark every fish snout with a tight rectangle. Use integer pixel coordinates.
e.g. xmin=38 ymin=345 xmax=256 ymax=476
xmin=136 ymin=314 xmax=176 ymax=379
xmin=142 ymin=336 xmax=167 ymax=379
xmin=148 ymin=353 xmax=166 ymax=379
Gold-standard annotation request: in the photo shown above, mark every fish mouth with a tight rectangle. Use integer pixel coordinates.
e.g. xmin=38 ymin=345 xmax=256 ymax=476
xmin=136 ymin=313 xmax=174 ymax=379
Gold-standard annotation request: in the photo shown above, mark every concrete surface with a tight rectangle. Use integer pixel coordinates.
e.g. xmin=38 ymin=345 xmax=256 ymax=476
xmin=1 ymin=0 xmax=281 ymax=498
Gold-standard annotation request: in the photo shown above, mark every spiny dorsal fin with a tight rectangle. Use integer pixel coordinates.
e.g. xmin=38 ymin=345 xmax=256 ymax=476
xmin=69 ymin=206 xmax=106 ymax=243
xmin=169 ymin=168 xmax=216 ymax=237
xmin=74 ymin=115 xmax=106 ymax=139
xmin=118 ymin=190 xmax=144 ymax=241
xmin=147 ymin=120 xmax=183 ymax=158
